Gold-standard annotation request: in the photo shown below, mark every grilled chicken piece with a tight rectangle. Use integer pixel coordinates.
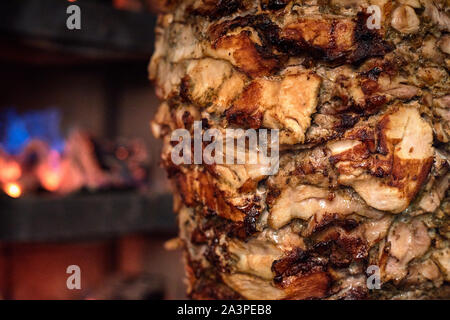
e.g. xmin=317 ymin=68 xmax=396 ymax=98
xmin=268 ymin=185 xmax=383 ymax=229
xmin=330 ymin=105 xmax=434 ymax=213
xmin=383 ymin=218 xmax=431 ymax=282
xmin=150 ymin=0 xmax=450 ymax=300
xmin=226 ymin=71 xmax=321 ymax=144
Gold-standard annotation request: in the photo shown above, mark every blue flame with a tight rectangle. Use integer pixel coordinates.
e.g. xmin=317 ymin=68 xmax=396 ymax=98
xmin=0 ymin=108 xmax=65 ymax=155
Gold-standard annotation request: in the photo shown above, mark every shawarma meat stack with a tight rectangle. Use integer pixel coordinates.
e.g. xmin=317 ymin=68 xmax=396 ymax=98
xmin=149 ymin=0 xmax=450 ymax=299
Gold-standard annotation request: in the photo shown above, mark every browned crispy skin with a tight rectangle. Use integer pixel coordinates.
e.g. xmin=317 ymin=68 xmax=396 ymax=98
xmin=226 ymin=81 xmax=264 ymax=128
xmin=170 ymin=165 xmax=247 ymax=222
xmin=212 ymin=31 xmax=281 ymax=77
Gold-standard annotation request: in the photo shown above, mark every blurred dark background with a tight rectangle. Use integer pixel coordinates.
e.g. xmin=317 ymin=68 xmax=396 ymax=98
xmin=0 ymin=0 xmax=185 ymax=299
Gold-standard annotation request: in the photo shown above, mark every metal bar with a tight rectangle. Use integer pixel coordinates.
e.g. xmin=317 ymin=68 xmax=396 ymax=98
xmin=0 ymin=193 xmax=175 ymax=242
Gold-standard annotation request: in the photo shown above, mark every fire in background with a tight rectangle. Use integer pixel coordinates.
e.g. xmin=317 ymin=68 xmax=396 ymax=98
xmin=0 ymin=108 xmax=150 ymax=198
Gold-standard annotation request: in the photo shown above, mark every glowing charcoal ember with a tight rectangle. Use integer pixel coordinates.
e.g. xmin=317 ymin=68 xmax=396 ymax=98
xmin=36 ymin=150 xmax=62 ymax=192
xmin=0 ymin=159 xmax=21 ymax=183
xmin=38 ymin=167 xmax=62 ymax=192
xmin=3 ymin=182 xmax=22 ymax=198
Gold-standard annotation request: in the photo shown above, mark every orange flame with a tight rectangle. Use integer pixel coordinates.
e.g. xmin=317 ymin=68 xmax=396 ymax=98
xmin=37 ymin=150 xmax=63 ymax=192
xmin=41 ymin=170 xmax=61 ymax=192
xmin=0 ymin=161 xmax=22 ymax=183
xmin=4 ymin=182 xmax=22 ymax=198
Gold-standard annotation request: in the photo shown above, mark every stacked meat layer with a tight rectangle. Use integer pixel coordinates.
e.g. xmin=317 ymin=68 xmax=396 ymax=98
xmin=150 ymin=0 xmax=450 ymax=299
